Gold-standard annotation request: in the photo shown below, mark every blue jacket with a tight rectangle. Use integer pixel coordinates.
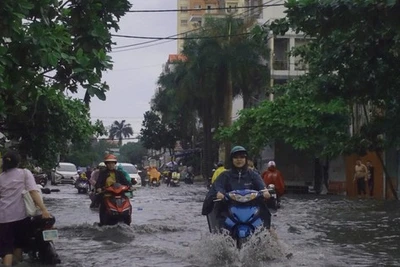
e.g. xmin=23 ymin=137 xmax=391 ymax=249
xmin=201 ymin=168 xmax=266 ymax=215
xmin=213 ymin=168 xmax=266 ymax=195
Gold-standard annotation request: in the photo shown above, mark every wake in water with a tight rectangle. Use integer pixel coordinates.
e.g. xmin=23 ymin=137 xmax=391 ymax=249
xmin=187 ymin=228 xmax=291 ymax=267
xmin=60 ymin=222 xmax=135 ymax=243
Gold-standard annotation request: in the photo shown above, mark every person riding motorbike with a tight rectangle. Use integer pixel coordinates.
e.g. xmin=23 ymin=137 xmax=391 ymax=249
xmin=211 ymin=161 xmax=226 ymax=184
xmin=95 ymin=155 xmax=134 ymax=225
xmin=147 ymin=166 xmax=161 ymax=185
xmin=261 ymin=161 xmax=285 ymax=206
xmin=205 ymin=146 xmax=272 ymax=229
xmin=166 ymin=162 xmax=179 ymax=186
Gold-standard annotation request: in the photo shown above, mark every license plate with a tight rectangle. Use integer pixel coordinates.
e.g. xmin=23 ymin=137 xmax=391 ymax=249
xmin=42 ymin=229 xmax=59 ymax=241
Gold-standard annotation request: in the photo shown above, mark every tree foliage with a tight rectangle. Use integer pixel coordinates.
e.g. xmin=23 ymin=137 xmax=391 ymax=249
xmin=0 ymin=0 xmax=131 ymax=168
xmin=218 ymin=77 xmax=350 ymax=158
xmin=272 ymin=0 xmax=400 ymax=153
xmin=140 ymin=110 xmax=179 ymax=153
xmin=119 ymin=141 xmax=148 ymax=165
xmin=64 ymin=139 xmax=118 ymax=167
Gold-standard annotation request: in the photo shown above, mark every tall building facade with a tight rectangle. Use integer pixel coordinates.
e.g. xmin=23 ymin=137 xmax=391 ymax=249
xmin=177 ymin=0 xmax=262 ymax=52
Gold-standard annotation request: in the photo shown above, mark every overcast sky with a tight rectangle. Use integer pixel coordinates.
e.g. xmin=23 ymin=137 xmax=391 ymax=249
xmin=77 ymin=0 xmax=177 ymax=138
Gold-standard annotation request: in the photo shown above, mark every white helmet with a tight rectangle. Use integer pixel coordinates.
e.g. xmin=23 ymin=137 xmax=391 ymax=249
xmin=98 ymin=162 xmax=106 ymax=167
xmin=267 ymin=161 xmax=276 ymax=167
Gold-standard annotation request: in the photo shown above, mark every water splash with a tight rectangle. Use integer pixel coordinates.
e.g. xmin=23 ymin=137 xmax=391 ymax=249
xmin=187 ymin=228 xmax=289 ymax=267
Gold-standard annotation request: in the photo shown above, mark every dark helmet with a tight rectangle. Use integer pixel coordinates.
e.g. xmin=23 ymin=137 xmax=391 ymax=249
xmin=230 ymin=146 xmax=247 ymax=157
xmin=217 ymin=161 xmax=224 ymax=167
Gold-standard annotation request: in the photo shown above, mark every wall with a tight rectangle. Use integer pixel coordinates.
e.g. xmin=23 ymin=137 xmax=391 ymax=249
xmin=274 ymin=140 xmax=314 ymax=187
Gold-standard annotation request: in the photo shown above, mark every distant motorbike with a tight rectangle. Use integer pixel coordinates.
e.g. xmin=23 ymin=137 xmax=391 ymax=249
xmin=75 ymin=178 xmax=89 ymax=194
xmin=149 ymin=177 xmax=160 ymax=187
xmin=34 ymin=173 xmax=48 ymax=187
xmin=100 ymin=183 xmax=132 ymax=226
xmin=169 ymin=172 xmax=180 ymax=187
xmin=26 ymin=215 xmax=61 ymax=265
xmin=184 ymin=172 xmax=194 ymax=184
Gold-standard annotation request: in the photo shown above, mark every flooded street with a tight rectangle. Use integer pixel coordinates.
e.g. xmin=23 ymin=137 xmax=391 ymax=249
xmin=40 ymin=184 xmax=399 ymax=267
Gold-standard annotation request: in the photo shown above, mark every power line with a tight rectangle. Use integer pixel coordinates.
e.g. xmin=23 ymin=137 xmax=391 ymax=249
xmin=112 ymin=28 xmax=201 ymax=50
xmin=124 ymin=3 xmax=284 ymax=13
xmin=110 ymin=0 xmax=278 ymax=52
xmin=110 ymin=40 xmax=175 ymax=53
xmin=111 ymin=32 xmax=251 ymax=40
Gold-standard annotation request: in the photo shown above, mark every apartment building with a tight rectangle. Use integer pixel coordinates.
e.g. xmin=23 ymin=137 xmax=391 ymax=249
xmin=258 ymin=0 xmax=308 ymax=89
xmin=177 ymin=0 xmax=262 ymax=52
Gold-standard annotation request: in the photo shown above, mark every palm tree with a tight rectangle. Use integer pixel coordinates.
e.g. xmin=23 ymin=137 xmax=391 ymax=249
xmin=109 ymin=120 xmax=133 ymax=146
xmin=197 ymin=16 xmax=270 ymax=164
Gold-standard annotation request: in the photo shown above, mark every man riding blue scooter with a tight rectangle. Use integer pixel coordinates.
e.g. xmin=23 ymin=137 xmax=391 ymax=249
xmin=202 ymin=146 xmax=272 ymax=235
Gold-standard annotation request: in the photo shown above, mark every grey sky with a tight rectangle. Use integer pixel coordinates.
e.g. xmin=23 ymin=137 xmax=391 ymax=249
xmin=78 ymin=0 xmax=177 ymax=137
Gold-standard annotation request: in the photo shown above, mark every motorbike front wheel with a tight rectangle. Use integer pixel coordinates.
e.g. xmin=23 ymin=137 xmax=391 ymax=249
xmin=236 ymin=238 xmax=248 ymax=250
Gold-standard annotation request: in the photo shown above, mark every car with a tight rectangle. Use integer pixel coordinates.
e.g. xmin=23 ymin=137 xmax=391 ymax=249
xmin=51 ymin=162 xmax=79 ymax=185
xmin=119 ymin=163 xmax=142 ymax=188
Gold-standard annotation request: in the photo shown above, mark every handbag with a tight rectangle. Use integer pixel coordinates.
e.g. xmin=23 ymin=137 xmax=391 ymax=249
xmin=21 ymin=169 xmax=41 ymax=216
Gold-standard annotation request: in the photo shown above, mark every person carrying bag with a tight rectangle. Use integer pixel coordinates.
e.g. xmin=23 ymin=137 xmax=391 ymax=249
xmin=0 ymin=151 xmax=51 ymax=266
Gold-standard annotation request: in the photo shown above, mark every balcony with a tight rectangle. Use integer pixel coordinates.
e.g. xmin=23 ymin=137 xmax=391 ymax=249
xmin=189 ymin=14 xmax=203 ymax=23
xmin=273 ymin=60 xmax=289 ymax=71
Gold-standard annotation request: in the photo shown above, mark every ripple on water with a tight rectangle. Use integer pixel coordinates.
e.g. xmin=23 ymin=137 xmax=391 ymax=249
xmin=60 ymin=222 xmax=135 ymax=243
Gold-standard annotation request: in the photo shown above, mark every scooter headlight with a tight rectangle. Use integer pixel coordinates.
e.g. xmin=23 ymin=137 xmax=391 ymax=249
xmin=228 ymin=192 xmax=258 ymax=203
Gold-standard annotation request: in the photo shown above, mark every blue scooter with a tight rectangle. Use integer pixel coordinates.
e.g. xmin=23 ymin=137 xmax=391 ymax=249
xmin=207 ymin=189 xmax=272 ymax=249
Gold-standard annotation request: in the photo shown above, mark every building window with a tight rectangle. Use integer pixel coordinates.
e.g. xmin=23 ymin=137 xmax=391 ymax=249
xmin=180 ymin=19 xmax=188 ymax=26
xmin=180 ymin=6 xmax=188 ymax=12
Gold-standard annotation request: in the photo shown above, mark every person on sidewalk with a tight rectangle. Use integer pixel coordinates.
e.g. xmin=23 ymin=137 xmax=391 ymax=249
xmin=366 ymin=160 xmax=375 ymax=198
xmin=353 ymin=160 xmax=368 ymax=198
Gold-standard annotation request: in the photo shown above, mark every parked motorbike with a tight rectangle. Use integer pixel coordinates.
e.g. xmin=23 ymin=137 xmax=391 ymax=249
xmin=207 ymin=189 xmax=272 ymax=249
xmin=26 ymin=215 xmax=61 ymax=265
xmin=75 ymin=178 xmax=89 ymax=194
xmin=34 ymin=173 xmax=48 ymax=187
xmin=184 ymin=172 xmax=194 ymax=184
xmin=100 ymin=183 xmax=132 ymax=226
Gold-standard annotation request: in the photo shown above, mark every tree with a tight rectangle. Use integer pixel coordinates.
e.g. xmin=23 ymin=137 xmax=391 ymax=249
xmin=152 ymin=16 xmax=270 ymax=177
xmin=64 ymin=139 xmax=118 ymax=167
xmin=119 ymin=142 xmax=147 ymax=165
xmin=109 ymin=120 xmax=134 ymax=146
xmin=218 ymin=77 xmax=350 ymax=159
xmin=140 ymin=110 xmax=179 ymax=155
xmin=0 ymin=0 xmax=131 ymax=168
xmin=267 ymin=0 xmax=400 ymax=198
xmin=190 ymin=16 xmax=270 ymax=165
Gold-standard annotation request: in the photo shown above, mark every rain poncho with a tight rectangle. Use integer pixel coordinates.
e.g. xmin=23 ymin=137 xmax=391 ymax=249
xmin=117 ymin=164 xmax=133 ymax=198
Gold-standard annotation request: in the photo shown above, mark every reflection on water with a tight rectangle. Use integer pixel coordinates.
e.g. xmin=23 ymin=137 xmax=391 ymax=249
xmin=9 ymin=184 xmax=399 ymax=267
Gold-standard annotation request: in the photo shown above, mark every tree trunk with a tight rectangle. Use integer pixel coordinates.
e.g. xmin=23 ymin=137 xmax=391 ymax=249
xmin=375 ymin=151 xmax=398 ymax=200
xmin=223 ymin=69 xmax=233 ymax=167
xmin=201 ymin=104 xmax=214 ymax=180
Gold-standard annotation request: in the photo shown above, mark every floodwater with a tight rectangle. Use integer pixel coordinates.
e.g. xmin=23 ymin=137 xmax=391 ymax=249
xmin=14 ymin=184 xmax=400 ymax=266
